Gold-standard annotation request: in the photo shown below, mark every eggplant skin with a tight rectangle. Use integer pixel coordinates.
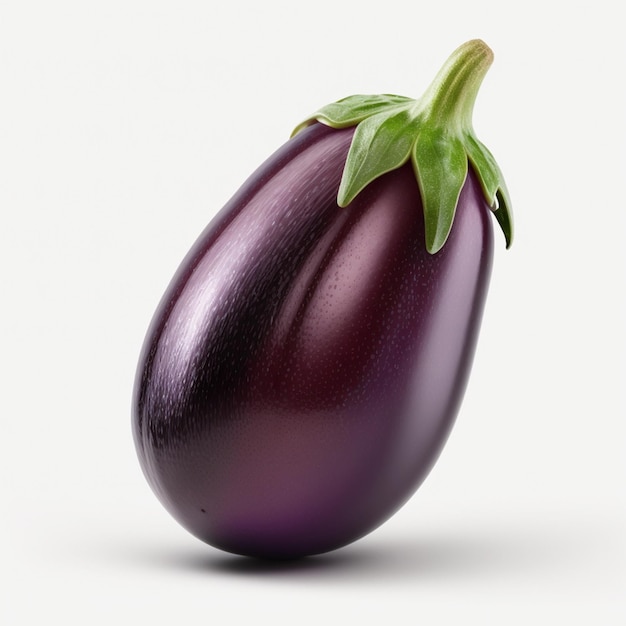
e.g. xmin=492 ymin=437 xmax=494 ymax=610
xmin=132 ymin=122 xmax=494 ymax=559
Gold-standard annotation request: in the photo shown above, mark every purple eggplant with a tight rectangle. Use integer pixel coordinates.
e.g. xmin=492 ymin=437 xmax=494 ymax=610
xmin=132 ymin=40 xmax=513 ymax=559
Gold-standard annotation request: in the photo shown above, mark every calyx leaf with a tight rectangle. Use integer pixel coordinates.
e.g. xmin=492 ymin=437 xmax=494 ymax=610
xmin=291 ymin=94 xmax=412 ymax=137
xmin=337 ymin=108 xmax=418 ymax=206
xmin=292 ymin=40 xmax=513 ymax=254
xmin=412 ymin=129 xmax=468 ymax=253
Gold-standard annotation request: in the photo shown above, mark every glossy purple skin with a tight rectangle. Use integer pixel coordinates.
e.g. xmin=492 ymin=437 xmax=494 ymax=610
xmin=132 ymin=122 xmax=494 ymax=559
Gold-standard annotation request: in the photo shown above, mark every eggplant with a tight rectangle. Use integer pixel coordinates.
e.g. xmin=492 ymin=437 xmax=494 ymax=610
xmin=132 ymin=40 xmax=513 ymax=559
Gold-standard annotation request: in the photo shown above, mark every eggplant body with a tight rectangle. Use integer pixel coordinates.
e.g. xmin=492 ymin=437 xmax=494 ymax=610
xmin=132 ymin=123 xmax=494 ymax=559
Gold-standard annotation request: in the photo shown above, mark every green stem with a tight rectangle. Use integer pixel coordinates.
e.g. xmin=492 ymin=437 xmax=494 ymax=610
xmin=417 ymin=39 xmax=494 ymax=131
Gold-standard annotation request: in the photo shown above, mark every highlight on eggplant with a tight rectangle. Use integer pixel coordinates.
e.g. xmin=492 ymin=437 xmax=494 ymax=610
xmin=132 ymin=39 xmax=512 ymax=560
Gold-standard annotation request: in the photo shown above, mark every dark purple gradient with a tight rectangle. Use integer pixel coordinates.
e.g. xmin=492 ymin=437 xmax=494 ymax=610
xmin=132 ymin=123 xmax=494 ymax=559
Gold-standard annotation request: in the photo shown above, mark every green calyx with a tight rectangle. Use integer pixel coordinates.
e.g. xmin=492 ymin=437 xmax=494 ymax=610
xmin=292 ymin=39 xmax=513 ymax=254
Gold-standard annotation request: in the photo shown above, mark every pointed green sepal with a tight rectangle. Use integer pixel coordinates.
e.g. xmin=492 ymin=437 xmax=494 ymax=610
xmin=291 ymin=94 xmax=413 ymax=137
xmin=493 ymin=188 xmax=513 ymax=248
xmin=412 ymin=129 xmax=468 ymax=253
xmin=465 ymin=135 xmax=514 ymax=247
xmin=292 ymin=40 xmax=513 ymax=253
xmin=337 ymin=108 xmax=418 ymax=206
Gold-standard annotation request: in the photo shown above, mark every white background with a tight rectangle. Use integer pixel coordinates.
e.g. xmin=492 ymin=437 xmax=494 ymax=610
xmin=1 ymin=1 xmax=624 ymax=623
